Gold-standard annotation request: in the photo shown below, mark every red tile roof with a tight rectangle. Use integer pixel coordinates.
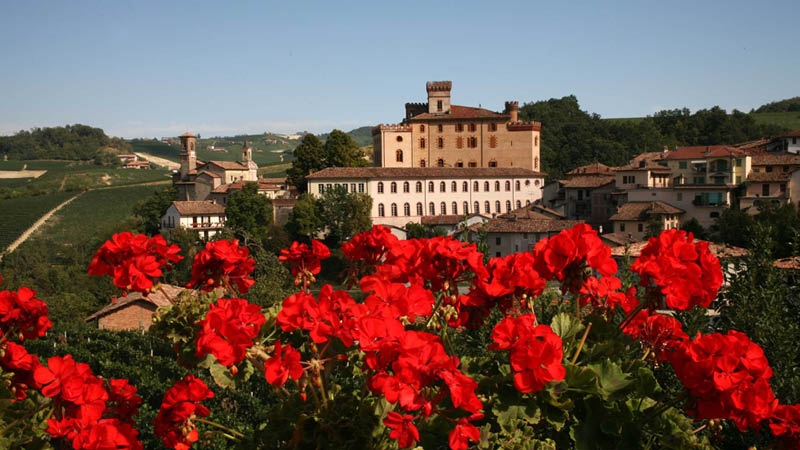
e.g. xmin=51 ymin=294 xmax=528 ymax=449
xmin=85 ymin=284 xmax=185 ymax=322
xmin=409 ymin=104 xmax=509 ymax=121
xmin=600 ymin=232 xmax=640 ymax=246
xmin=561 ymin=175 xmax=615 ymax=188
xmin=774 ymin=256 xmax=800 ymax=270
xmin=750 ymin=153 xmax=800 ymax=166
xmin=661 ymin=146 xmax=745 ymax=160
xmin=171 ymin=201 xmax=225 ymax=215
xmin=567 ymin=162 xmax=614 ymax=176
xmin=747 ymin=171 xmax=792 ymax=182
xmin=202 ymin=160 xmax=249 ymax=171
xmin=483 ymin=217 xmax=583 ymax=233
xmin=306 ymin=167 xmax=546 ymax=179
xmin=779 ymin=130 xmax=800 ymax=138
xmin=611 ymin=240 xmax=748 ymax=258
xmin=610 ymin=201 xmax=684 ymax=221
xmin=421 ymin=215 xmax=469 ymax=226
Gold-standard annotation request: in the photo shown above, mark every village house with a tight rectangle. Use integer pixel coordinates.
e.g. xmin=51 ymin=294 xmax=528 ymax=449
xmin=85 ymin=285 xmax=184 ymax=331
xmin=306 ymin=167 xmax=546 ymax=229
xmin=609 ymin=201 xmax=684 ymax=241
xmin=372 ymin=81 xmax=543 ymax=172
xmin=161 ymin=200 xmax=226 ymax=239
xmin=481 ymin=204 xmax=583 ymax=257
xmin=740 ymin=153 xmax=800 ymax=212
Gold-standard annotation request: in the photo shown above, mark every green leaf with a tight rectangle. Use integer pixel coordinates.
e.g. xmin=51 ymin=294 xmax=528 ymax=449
xmin=550 ymin=312 xmax=585 ymax=341
xmin=564 ymin=363 xmax=599 ymax=394
xmin=493 ymin=403 xmax=541 ymax=432
xmin=587 ymin=360 xmax=632 ymax=400
xmin=209 ymin=361 xmax=236 ymax=388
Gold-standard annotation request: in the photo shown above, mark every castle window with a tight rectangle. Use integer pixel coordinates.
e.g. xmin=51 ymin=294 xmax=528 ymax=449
xmin=456 ymin=123 xmax=464 ymax=132
xmin=440 ymin=181 xmax=446 ymax=192
xmin=416 ymin=181 xmax=422 ymax=192
xmin=420 ymin=125 xmax=425 ymax=132
xmin=456 ymin=160 xmax=464 ymax=167
xmin=396 ymin=150 xmax=403 ymax=162
xmin=377 ymin=182 xmax=384 ymax=193
xmin=441 ymin=202 xmax=447 ymax=215
xmin=391 ymin=203 xmax=398 ymax=216
xmin=535 ymin=136 xmax=538 ymax=146
xmin=534 ymin=180 xmax=540 ymax=186
xmin=420 ymin=159 xmax=426 ymax=167
xmin=404 ymin=203 xmax=410 ymax=216
xmin=468 ymin=137 xmax=478 ymax=148
xmin=495 ymin=201 xmax=501 ymax=213
xmin=474 ymin=201 xmax=480 ymax=213
xmin=515 ymin=181 xmax=520 ymax=191
xmin=452 ymin=202 xmax=458 ymax=215
xmin=484 ymin=201 xmax=490 ymax=213
xmin=437 ymin=100 xmax=443 ymax=111
xmin=495 ymin=181 xmax=500 ymax=191
xmin=438 ymin=137 xmax=444 ymax=149
xmin=378 ymin=204 xmax=385 ymax=217
xmin=489 ymin=123 xmax=497 ymax=132
xmin=438 ymin=124 xmax=443 ymax=132
xmin=420 ymin=138 xmax=426 ymax=149
xmin=429 ymin=202 xmax=435 ymax=215
xmin=451 ymin=181 xmax=457 ymax=192
xmin=484 ymin=181 xmax=490 ymax=191
xmin=468 ymin=123 xmax=476 ymax=132
xmin=390 ymin=182 xmax=397 ymax=193
xmin=505 ymin=181 xmax=511 ymax=191
xmin=506 ymin=201 xmax=511 ymax=213
xmin=396 ymin=136 xmax=403 ymax=142
xmin=428 ymin=181 xmax=434 ymax=192
xmin=534 ymin=157 xmax=539 ymax=170
xmin=417 ymin=203 xmax=423 ymax=215
xmin=488 ymin=160 xmax=498 ymax=168
xmin=516 ymin=200 xmax=521 ymax=209
xmin=437 ymin=158 xmax=445 ymax=167
xmin=489 ymin=136 xmax=497 ymax=148
xmin=403 ymin=181 xmax=410 ymax=193
xmin=462 ymin=181 xmax=468 ymax=192
xmin=468 ymin=161 xmax=477 ymax=168
xmin=473 ymin=181 xmax=479 ymax=191
xmin=463 ymin=201 xmax=469 ymax=214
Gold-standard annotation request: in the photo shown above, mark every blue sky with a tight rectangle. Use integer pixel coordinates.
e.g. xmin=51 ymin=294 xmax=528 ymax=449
xmin=1 ymin=0 xmax=798 ymax=138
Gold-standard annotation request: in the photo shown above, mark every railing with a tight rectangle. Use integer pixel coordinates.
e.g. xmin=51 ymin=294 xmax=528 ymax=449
xmin=190 ymin=222 xmax=225 ymax=229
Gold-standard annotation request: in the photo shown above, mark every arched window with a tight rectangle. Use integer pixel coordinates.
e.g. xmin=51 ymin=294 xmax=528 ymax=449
xmin=420 ymin=138 xmax=426 ymax=149
xmin=451 ymin=181 xmax=457 ymax=192
xmin=505 ymin=201 xmax=511 ymax=212
xmin=396 ymin=136 xmax=403 ymax=142
xmin=495 ymin=201 xmax=501 ymax=213
xmin=437 ymin=158 xmax=445 ymax=167
xmin=377 ymin=182 xmax=384 ymax=193
xmin=505 ymin=181 xmax=511 ymax=191
xmin=495 ymin=181 xmax=500 ymax=191
xmin=378 ymin=204 xmax=385 ymax=217
xmin=484 ymin=181 xmax=490 ymax=191
xmin=403 ymin=203 xmax=410 ymax=216
xmin=428 ymin=182 xmax=434 ymax=192
xmin=429 ymin=203 xmax=435 ymax=216
xmin=535 ymin=179 xmax=540 ymax=186
xmin=484 ymin=201 xmax=490 ymax=214
xmin=390 ymin=182 xmax=397 ymax=193
xmin=488 ymin=159 xmax=498 ymax=167
xmin=474 ymin=201 xmax=480 ymax=214
xmin=515 ymin=181 xmax=521 ymax=191
xmin=403 ymin=181 xmax=409 ymax=193
xmin=416 ymin=203 xmax=423 ymax=216
xmin=452 ymin=202 xmax=458 ymax=215
xmin=437 ymin=137 xmax=444 ymax=149
xmin=516 ymin=200 xmax=521 ymax=209
xmin=463 ymin=201 xmax=469 ymax=214
xmin=391 ymin=203 xmax=398 ymax=216
xmin=526 ymin=200 xmax=531 ymax=206
xmin=420 ymin=159 xmax=426 ymax=167
xmin=420 ymin=125 xmax=425 ymax=132
xmin=396 ymin=150 xmax=403 ymax=162
xmin=440 ymin=181 xmax=446 ymax=192
xmin=440 ymin=202 xmax=447 ymax=215
xmin=416 ymin=181 xmax=423 ymax=192
xmin=462 ymin=181 xmax=468 ymax=192
xmin=473 ymin=181 xmax=479 ymax=192
xmin=456 ymin=160 xmax=463 ymax=167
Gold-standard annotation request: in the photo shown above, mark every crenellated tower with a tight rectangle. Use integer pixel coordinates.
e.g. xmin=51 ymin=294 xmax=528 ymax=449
xmin=426 ymin=81 xmax=452 ymax=114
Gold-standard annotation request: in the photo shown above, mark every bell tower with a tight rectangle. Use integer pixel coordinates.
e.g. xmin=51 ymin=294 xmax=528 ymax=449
xmin=179 ymin=132 xmax=197 ymax=179
xmin=426 ymin=81 xmax=452 ymax=114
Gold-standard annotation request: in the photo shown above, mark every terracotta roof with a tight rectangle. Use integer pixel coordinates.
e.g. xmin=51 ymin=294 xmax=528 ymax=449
xmin=561 ymin=175 xmax=615 ymax=188
xmin=774 ymin=256 xmax=800 ymax=270
xmin=631 ymin=152 xmax=666 ymax=164
xmin=747 ymin=171 xmax=792 ymax=182
xmin=179 ymin=132 xmax=196 ymax=138
xmin=259 ymin=177 xmax=287 ymax=184
xmin=212 ymin=184 xmax=231 ymax=193
xmin=779 ymin=130 xmax=800 ymax=138
xmin=567 ymin=163 xmax=614 ymax=176
xmin=735 ymin=138 xmax=771 ymax=151
xmin=600 ymin=232 xmax=641 ymax=246
xmin=611 ymin=240 xmax=748 ymax=258
xmin=197 ymin=170 xmax=221 ymax=179
xmin=614 ymin=161 xmax=672 ymax=173
xmin=306 ymin=167 xmax=546 ymax=179
xmin=408 ymin=104 xmax=510 ymax=121
xmin=85 ymin=284 xmax=185 ymax=322
xmin=171 ymin=201 xmax=225 ymax=215
xmin=750 ymin=153 xmax=800 ymax=166
xmin=610 ymin=201 xmax=684 ymax=221
xmin=483 ymin=217 xmax=584 ymax=233
xmin=499 ymin=205 xmax=562 ymax=221
xmin=661 ymin=146 xmax=745 ymax=160
xmin=202 ymin=160 xmax=249 ymax=171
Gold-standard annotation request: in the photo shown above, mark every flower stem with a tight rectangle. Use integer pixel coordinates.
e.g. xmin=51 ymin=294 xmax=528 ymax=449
xmin=194 ymin=417 xmax=245 ymax=439
xmin=619 ymin=302 xmax=646 ymax=331
xmin=0 ymin=403 xmax=52 ymax=437
xmin=571 ymin=322 xmax=592 ymax=364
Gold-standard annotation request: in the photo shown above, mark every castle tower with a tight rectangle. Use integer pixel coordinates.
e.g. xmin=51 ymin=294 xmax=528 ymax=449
xmin=426 ymin=81 xmax=452 ymax=115
xmin=179 ymin=132 xmax=197 ymax=180
xmin=504 ymin=101 xmax=519 ymax=122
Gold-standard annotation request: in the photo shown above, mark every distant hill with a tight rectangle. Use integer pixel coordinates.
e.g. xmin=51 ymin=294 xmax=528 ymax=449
xmin=753 ymin=97 xmax=800 ymax=113
xmin=0 ymin=124 xmax=130 ymax=162
xmin=319 ymin=126 xmax=373 ymax=147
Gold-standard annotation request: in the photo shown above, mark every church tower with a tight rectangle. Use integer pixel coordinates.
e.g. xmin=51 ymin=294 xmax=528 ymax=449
xmin=179 ymin=132 xmax=197 ymax=180
xmin=241 ymin=141 xmax=258 ymax=181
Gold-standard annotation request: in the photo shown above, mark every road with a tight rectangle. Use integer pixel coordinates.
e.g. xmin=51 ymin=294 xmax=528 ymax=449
xmin=134 ymin=152 xmax=180 ymax=171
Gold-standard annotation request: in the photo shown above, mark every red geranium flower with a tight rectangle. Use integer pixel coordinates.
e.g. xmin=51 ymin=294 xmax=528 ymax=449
xmin=88 ymin=232 xmax=182 ymax=294
xmin=195 ymin=297 xmax=265 ymax=367
xmin=264 ymin=340 xmax=304 ymax=387
xmin=0 ymin=286 xmax=52 ymax=341
xmin=449 ymin=417 xmax=481 ymax=450
xmin=279 ymin=240 xmax=330 ymax=286
xmin=383 ymin=412 xmax=420 ymax=449
xmin=186 ymin=239 xmax=256 ymax=294
xmin=532 ymin=224 xmax=617 ymax=293
xmin=154 ymin=375 xmax=214 ymax=450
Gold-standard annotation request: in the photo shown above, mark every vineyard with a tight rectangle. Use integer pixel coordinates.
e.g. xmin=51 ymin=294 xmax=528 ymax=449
xmin=0 ymin=191 xmax=77 ymax=251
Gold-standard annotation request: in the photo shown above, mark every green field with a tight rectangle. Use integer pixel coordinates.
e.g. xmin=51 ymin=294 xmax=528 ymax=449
xmin=129 ymin=139 xmax=180 ymax=162
xmin=0 ymin=191 xmax=77 ymax=251
xmin=750 ymin=111 xmax=800 ymax=130
xmin=0 ymin=160 xmax=171 ymax=199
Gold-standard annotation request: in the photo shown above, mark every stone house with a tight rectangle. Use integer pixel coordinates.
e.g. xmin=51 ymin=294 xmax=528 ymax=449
xmin=609 ymin=201 xmax=684 ymax=241
xmin=85 ymin=285 xmax=184 ymax=331
xmin=161 ymin=200 xmax=226 ymax=239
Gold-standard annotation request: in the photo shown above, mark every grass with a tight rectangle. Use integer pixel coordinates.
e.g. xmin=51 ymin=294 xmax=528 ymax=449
xmin=0 ymin=191 xmax=77 ymax=250
xmin=258 ymin=162 xmax=291 ymax=178
xmin=130 ymin=139 xmax=180 ymax=162
xmin=750 ymin=112 xmax=800 ymax=131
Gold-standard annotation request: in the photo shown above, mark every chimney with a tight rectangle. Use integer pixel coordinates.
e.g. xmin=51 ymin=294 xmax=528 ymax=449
xmin=426 ymin=81 xmax=452 ymax=114
xmin=505 ymin=101 xmax=519 ymax=122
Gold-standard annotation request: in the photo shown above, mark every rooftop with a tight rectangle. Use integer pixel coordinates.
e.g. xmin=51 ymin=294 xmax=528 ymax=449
xmin=171 ymin=200 xmax=226 ymax=215
xmin=408 ymin=104 xmax=510 ymax=121
xmin=202 ymin=160 xmax=249 ymax=171
xmin=610 ymin=201 xmax=684 ymax=221
xmin=747 ymin=171 xmax=793 ymax=182
xmin=661 ymin=146 xmax=745 ymax=160
xmin=85 ymin=284 xmax=184 ymax=322
xmin=560 ymin=175 xmax=615 ymax=188
xmin=600 ymin=232 xmax=641 ymax=246
xmin=306 ymin=167 xmax=546 ymax=179
xmin=774 ymin=256 xmax=800 ymax=270
xmin=420 ymin=214 xmax=484 ymax=226
xmin=750 ymin=153 xmax=800 ymax=166
xmin=567 ymin=162 xmax=614 ymax=176
xmin=611 ymin=240 xmax=748 ymax=259
xmin=483 ymin=217 xmax=584 ymax=234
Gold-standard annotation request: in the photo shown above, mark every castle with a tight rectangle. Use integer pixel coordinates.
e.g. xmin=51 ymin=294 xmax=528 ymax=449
xmin=372 ymin=81 xmax=542 ymax=171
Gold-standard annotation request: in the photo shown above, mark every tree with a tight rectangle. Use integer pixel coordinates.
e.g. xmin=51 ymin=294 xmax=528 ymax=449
xmin=318 ymin=185 xmax=372 ymax=247
xmin=286 ymin=134 xmax=325 ymax=192
xmin=679 ymin=218 xmax=707 ymax=240
xmin=224 ymin=182 xmax=273 ymax=242
xmin=286 ymin=193 xmax=323 ymax=241
xmin=645 ymin=216 xmax=664 ymax=238
xmin=714 ymin=208 xmax=754 ymax=248
xmin=133 ymin=187 xmax=177 ymax=235
xmin=405 ymin=222 xmax=448 ymax=239
xmin=324 ymin=129 xmax=368 ymax=168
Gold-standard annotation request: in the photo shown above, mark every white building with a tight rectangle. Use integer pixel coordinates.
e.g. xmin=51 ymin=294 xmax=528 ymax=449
xmin=161 ymin=201 xmax=226 ymax=239
xmin=306 ymin=167 xmax=546 ymax=228
xmin=480 ymin=204 xmax=583 ymax=257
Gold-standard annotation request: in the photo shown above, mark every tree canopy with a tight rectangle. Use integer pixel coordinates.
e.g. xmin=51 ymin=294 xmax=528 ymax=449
xmin=0 ymin=124 xmax=130 ymax=161
xmin=287 ymin=130 xmax=368 ymax=192
xmin=224 ymin=182 xmax=274 ymax=242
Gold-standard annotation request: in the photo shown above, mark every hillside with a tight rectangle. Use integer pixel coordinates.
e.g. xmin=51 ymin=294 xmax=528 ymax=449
xmin=753 ymin=96 xmax=800 ymax=113
xmin=0 ymin=124 xmax=130 ymax=161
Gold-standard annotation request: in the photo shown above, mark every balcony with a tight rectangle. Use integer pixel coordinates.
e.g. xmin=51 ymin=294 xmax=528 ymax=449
xmin=190 ymin=222 xmax=226 ymax=229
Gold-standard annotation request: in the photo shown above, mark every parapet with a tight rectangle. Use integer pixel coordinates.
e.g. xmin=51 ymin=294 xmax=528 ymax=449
xmin=426 ymin=81 xmax=452 ymax=92
xmin=504 ymin=101 xmax=519 ymax=112
xmin=507 ymin=121 xmax=542 ymax=131
xmin=372 ymin=124 xmax=413 ymax=136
